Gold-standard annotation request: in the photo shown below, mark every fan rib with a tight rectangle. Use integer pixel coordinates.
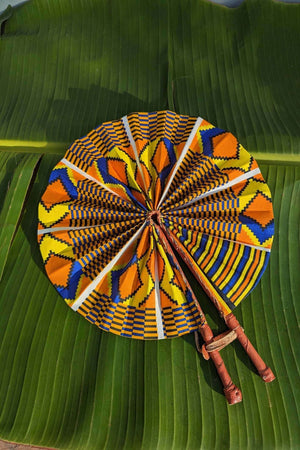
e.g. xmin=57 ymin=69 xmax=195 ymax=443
xmin=157 ymin=116 xmax=203 ymax=209
xmin=172 ymin=167 xmax=261 ymax=210
xmin=122 ymin=115 xmax=149 ymax=198
xmin=61 ymin=158 xmax=132 ymax=203
xmin=154 ymin=242 xmax=165 ymax=339
xmin=38 ymin=225 xmax=96 ymax=235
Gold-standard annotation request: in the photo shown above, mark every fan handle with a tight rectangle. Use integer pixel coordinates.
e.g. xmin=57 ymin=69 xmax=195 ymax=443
xmin=155 ymin=223 xmax=242 ymax=404
xmin=225 ymin=313 xmax=275 ymax=383
xmin=200 ymin=323 xmax=242 ymax=404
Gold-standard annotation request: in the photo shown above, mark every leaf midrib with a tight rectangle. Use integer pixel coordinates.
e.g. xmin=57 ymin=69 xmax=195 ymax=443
xmin=1 ymin=141 xmax=299 ymax=166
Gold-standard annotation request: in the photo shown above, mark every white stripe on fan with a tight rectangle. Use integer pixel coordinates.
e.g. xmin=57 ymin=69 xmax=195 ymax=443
xmin=71 ymin=222 xmax=146 ymax=311
xmin=38 ymin=225 xmax=95 ymax=235
xmin=157 ymin=116 xmax=203 ymax=209
xmin=172 ymin=167 xmax=261 ymax=210
xmin=61 ymin=158 xmax=126 ymax=200
xmin=154 ymin=242 xmax=165 ymax=339
xmin=122 ymin=115 xmax=149 ymax=196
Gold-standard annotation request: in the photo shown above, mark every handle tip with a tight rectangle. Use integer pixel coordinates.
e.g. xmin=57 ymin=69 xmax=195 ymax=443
xmin=259 ymin=366 xmax=276 ymax=383
xmin=224 ymin=384 xmax=243 ymax=405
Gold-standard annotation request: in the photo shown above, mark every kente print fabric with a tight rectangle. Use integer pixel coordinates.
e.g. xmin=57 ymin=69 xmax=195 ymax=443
xmin=38 ymin=111 xmax=274 ymax=340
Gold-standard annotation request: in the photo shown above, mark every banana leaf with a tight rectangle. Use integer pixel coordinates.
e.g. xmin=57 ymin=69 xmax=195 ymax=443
xmin=0 ymin=0 xmax=299 ymax=448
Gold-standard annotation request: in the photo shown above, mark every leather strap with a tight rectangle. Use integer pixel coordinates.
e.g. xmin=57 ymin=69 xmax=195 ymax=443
xmin=195 ymin=327 xmax=242 ymax=360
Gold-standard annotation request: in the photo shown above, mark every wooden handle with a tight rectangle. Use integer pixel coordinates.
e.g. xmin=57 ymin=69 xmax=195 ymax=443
xmin=155 ymin=223 xmax=243 ymax=404
xmin=200 ymin=324 xmax=242 ymax=405
xmin=225 ymin=313 xmax=275 ymax=383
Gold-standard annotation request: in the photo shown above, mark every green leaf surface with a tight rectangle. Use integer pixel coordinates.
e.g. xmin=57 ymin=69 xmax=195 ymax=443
xmin=0 ymin=0 xmax=299 ymax=449
xmin=0 ymin=0 xmax=168 ymax=145
xmin=168 ymin=0 xmax=300 ymax=155
xmin=0 ymin=152 xmax=40 ymax=280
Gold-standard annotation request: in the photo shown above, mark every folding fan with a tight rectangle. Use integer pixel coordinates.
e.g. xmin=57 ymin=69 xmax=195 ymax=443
xmin=38 ymin=111 xmax=275 ymax=403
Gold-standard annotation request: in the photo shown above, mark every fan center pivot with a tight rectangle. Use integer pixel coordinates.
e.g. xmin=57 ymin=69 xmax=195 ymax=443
xmin=148 ymin=210 xmax=161 ymax=226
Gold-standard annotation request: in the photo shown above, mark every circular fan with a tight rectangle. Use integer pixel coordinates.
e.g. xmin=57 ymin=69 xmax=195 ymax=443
xmin=38 ymin=111 xmax=275 ymax=403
